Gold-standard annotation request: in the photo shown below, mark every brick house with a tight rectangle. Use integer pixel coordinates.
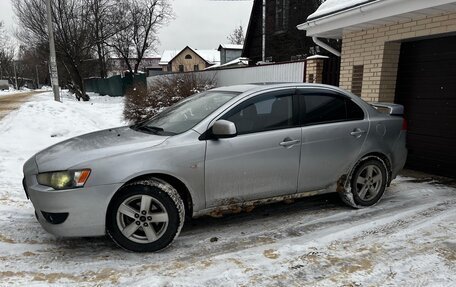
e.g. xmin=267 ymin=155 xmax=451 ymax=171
xmin=298 ymin=0 xmax=456 ymax=177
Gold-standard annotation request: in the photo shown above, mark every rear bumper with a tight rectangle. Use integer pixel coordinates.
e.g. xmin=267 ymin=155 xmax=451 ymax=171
xmin=391 ymin=131 xmax=408 ymax=179
xmin=24 ymin=172 xmax=122 ymax=237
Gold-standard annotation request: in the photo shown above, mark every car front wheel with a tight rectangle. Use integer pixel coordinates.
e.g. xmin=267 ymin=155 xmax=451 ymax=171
xmin=107 ymin=178 xmax=185 ymax=252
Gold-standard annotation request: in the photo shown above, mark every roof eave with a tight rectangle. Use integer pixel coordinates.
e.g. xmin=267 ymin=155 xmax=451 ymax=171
xmin=298 ymin=0 xmax=456 ymax=39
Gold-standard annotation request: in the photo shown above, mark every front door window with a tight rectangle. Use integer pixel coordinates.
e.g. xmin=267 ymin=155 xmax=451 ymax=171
xmin=222 ymin=93 xmax=296 ymax=134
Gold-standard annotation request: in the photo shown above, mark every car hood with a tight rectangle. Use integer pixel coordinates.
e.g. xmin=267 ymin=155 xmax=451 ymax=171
xmin=35 ymin=126 xmax=168 ymax=172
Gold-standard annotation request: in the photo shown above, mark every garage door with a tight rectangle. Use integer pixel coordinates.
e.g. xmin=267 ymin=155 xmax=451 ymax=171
xmin=395 ymin=35 xmax=456 ymax=178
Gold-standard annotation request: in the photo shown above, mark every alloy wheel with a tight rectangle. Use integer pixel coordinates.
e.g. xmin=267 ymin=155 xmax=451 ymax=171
xmin=116 ymin=194 xmax=169 ymax=244
xmin=354 ymin=165 xmax=383 ymax=201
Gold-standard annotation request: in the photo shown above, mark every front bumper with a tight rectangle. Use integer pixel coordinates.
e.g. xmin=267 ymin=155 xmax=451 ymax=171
xmin=23 ymin=160 xmax=123 ymax=237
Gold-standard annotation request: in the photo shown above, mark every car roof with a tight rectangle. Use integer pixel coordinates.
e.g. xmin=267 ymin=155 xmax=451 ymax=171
xmin=211 ymin=82 xmax=344 ymax=94
xmin=211 ymin=83 xmax=370 ymax=112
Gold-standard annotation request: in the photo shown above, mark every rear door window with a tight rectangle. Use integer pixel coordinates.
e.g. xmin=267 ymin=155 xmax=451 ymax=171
xmin=299 ymin=91 xmax=365 ymax=126
xmin=304 ymin=94 xmax=346 ymax=124
xmin=346 ymin=99 xmax=365 ymax=120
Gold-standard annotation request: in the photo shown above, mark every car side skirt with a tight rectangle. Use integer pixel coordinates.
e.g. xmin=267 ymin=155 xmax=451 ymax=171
xmin=192 ymin=185 xmax=337 ymax=218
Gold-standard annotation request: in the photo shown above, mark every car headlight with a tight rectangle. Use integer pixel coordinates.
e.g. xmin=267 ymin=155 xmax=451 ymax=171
xmin=37 ymin=169 xmax=91 ymax=190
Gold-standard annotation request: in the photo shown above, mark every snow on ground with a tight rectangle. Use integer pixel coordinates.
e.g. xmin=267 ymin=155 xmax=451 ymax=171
xmin=0 ymin=88 xmax=26 ymax=97
xmin=0 ymin=87 xmax=51 ymax=97
xmin=0 ymin=91 xmax=125 ymax=202
xmin=0 ymin=93 xmax=455 ymax=286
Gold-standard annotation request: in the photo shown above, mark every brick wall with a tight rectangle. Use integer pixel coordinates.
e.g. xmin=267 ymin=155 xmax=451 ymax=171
xmin=340 ymin=11 xmax=456 ymax=102
xmin=306 ymin=58 xmax=325 ymax=83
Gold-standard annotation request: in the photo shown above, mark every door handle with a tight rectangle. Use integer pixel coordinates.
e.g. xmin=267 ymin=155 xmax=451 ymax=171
xmin=279 ymin=137 xmax=300 ymax=148
xmin=350 ymin=128 xmax=366 ymax=137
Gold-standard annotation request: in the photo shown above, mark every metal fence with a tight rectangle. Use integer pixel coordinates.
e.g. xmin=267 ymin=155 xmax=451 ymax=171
xmin=147 ymin=60 xmax=307 ymax=88
xmin=85 ymin=73 xmax=147 ymax=96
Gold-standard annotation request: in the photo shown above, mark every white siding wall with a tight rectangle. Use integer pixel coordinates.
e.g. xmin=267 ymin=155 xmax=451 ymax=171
xmin=147 ymin=61 xmax=306 ymax=88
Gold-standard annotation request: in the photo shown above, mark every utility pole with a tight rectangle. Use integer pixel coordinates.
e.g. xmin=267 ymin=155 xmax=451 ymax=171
xmin=13 ymin=61 xmax=18 ymax=90
xmin=45 ymin=0 xmax=61 ymax=102
xmin=36 ymin=65 xmax=40 ymax=89
xmin=262 ymin=0 xmax=266 ymax=62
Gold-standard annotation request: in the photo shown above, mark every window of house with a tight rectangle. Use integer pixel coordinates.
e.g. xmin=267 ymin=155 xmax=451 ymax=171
xmin=275 ymin=0 xmax=290 ymax=31
xmin=178 ymin=65 xmax=184 ymax=72
xmin=222 ymin=92 xmax=295 ymax=135
xmin=351 ymin=65 xmax=364 ymax=96
xmin=185 ymin=54 xmax=192 ymax=59
xmin=194 ymin=65 xmax=199 ymax=71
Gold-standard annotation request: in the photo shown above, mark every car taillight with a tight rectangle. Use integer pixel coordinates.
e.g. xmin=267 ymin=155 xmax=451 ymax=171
xmin=402 ymin=118 xmax=408 ymax=130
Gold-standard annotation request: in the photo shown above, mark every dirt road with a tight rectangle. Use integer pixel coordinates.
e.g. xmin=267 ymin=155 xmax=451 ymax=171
xmin=0 ymin=91 xmax=45 ymax=120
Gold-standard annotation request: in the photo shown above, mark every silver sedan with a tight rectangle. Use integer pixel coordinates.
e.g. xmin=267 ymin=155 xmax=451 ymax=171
xmin=23 ymin=83 xmax=407 ymax=252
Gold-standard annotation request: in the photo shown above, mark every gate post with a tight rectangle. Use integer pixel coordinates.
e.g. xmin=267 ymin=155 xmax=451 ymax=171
xmin=305 ymin=55 xmax=328 ymax=83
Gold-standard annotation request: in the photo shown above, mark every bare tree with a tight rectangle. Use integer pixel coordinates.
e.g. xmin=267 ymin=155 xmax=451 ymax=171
xmin=12 ymin=0 xmax=172 ymax=98
xmin=0 ymin=21 xmax=16 ymax=83
xmin=227 ymin=25 xmax=245 ymax=45
xmin=0 ymin=21 xmax=8 ymax=51
xmin=13 ymin=0 xmax=94 ymax=100
xmin=107 ymin=0 xmax=172 ymax=74
xmin=88 ymin=0 xmax=123 ymax=78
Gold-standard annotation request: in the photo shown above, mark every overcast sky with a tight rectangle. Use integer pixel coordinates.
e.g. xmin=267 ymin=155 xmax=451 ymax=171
xmin=0 ymin=0 xmax=253 ymax=54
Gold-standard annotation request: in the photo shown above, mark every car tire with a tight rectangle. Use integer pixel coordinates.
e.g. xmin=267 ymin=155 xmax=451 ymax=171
xmin=340 ymin=158 xmax=387 ymax=208
xmin=107 ymin=178 xmax=185 ymax=252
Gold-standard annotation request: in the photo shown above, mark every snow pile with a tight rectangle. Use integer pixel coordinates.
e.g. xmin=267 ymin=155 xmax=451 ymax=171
xmin=0 ymin=91 xmax=125 ymax=201
xmin=308 ymin=0 xmax=371 ymax=20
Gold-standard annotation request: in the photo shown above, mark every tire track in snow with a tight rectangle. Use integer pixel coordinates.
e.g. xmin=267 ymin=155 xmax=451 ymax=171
xmin=0 ymin=178 xmax=455 ymax=286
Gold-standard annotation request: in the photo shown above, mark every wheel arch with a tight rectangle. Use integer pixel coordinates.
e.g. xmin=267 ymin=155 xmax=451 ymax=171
xmin=107 ymin=173 xmax=194 ymax=224
xmin=337 ymin=151 xmax=392 ymax=208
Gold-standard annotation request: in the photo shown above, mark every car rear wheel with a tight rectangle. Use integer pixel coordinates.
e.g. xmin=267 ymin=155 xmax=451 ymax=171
xmin=341 ymin=159 xmax=387 ymax=208
xmin=107 ymin=178 xmax=185 ymax=252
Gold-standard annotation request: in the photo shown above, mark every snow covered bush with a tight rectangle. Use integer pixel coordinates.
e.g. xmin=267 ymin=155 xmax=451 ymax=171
xmin=123 ymin=73 xmax=216 ymax=123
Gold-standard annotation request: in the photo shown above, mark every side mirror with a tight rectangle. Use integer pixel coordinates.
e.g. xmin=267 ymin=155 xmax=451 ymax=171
xmin=212 ymin=120 xmax=237 ymax=138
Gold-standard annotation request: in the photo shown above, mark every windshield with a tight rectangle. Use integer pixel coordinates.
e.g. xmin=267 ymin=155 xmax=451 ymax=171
xmin=132 ymin=91 xmax=240 ymax=135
